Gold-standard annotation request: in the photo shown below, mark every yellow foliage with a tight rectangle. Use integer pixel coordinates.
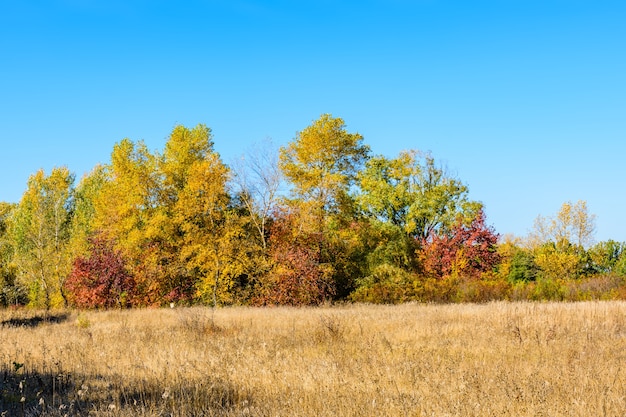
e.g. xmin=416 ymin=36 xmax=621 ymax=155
xmin=534 ymin=245 xmax=581 ymax=280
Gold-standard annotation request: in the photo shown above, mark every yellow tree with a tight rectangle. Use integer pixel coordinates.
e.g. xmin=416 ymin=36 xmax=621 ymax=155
xmin=175 ymin=154 xmax=248 ymax=306
xmin=158 ymin=124 xmax=217 ymax=303
xmin=530 ymin=200 xmax=596 ymax=249
xmin=11 ymin=168 xmax=74 ymax=308
xmin=280 ymin=114 xmax=369 ymax=220
xmin=93 ymin=138 xmax=163 ymax=304
xmin=528 ymin=200 xmax=597 ymax=281
xmin=279 ymin=114 xmax=370 ymax=296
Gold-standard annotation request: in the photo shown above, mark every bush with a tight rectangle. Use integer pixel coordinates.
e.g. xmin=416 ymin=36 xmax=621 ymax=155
xmin=65 ymin=236 xmax=135 ymax=309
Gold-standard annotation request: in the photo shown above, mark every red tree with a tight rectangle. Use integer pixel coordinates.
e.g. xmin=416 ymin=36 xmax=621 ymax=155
xmin=65 ymin=236 xmax=136 ymax=308
xmin=254 ymin=207 xmax=335 ymax=306
xmin=420 ymin=209 xmax=501 ymax=280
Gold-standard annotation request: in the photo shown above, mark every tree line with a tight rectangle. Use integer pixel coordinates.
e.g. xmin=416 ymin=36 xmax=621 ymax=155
xmin=1 ymin=114 xmax=625 ymax=308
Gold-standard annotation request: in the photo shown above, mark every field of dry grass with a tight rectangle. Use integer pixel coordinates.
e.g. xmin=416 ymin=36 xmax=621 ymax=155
xmin=1 ymin=301 xmax=625 ymax=416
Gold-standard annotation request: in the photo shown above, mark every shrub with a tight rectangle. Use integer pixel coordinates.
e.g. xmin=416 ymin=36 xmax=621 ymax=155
xmin=65 ymin=236 xmax=135 ymax=308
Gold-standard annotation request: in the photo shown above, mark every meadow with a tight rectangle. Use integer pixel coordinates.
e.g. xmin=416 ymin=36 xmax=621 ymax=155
xmin=1 ymin=301 xmax=625 ymax=416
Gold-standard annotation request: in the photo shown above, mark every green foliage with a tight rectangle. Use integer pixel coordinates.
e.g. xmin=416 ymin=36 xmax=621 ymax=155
xmin=508 ymin=250 xmax=540 ymax=282
xmin=587 ymin=240 xmax=626 ymax=275
xmin=358 ymin=150 xmax=482 ymax=240
xmin=69 ymin=165 xmax=107 ymax=259
xmin=350 ymin=264 xmax=414 ymax=304
xmin=0 ymin=202 xmax=26 ymax=306
xmin=10 ymin=168 xmax=74 ymax=308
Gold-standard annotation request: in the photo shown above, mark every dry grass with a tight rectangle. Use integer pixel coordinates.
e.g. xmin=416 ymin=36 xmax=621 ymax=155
xmin=1 ymin=301 xmax=625 ymax=416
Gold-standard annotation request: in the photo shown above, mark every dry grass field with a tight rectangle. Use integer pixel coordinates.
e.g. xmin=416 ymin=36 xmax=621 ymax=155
xmin=1 ymin=301 xmax=625 ymax=416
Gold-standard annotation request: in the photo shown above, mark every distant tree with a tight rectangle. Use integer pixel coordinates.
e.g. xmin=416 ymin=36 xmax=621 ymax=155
xmin=586 ymin=240 xmax=626 ymax=275
xmin=420 ymin=209 xmax=500 ymax=280
xmin=508 ymin=250 xmax=541 ymax=282
xmin=528 ymin=201 xmax=597 ymax=281
xmin=65 ymin=236 xmax=135 ymax=308
xmin=529 ymin=200 xmax=596 ymax=249
xmin=534 ymin=241 xmax=581 ymax=281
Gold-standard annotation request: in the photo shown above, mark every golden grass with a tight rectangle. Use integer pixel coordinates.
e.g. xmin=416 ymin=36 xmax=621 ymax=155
xmin=1 ymin=301 xmax=625 ymax=416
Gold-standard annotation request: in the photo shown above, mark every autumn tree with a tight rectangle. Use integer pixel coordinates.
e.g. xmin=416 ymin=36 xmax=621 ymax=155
xmin=93 ymin=138 xmax=163 ymax=304
xmin=280 ymin=114 xmax=370 ymax=217
xmin=157 ymin=124 xmax=217 ymax=303
xmin=65 ymin=236 xmax=135 ymax=308
xmin=533 ymin=241 xmax=582 ymax=281
xmin=255 ymin=206 xmax=335 ymax=306
xmin=11 ymin=168 xmax=74 ymax=308
xmin=420 ymin=209 xmax=500 ymax=280
xmin=94 ymin=138 xmax=160 ymax=250
xmin=528 ymin=201 xmax=597 ymax=281
xmin=530 ymin=200 xmax=596 ymax=249
xmin=175 ymin=153 xmax=248 ymax=306
xmin=279 ymin=114 xmax=370 ymax=297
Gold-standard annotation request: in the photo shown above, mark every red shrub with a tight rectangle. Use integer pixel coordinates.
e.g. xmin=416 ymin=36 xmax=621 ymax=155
xmin=65 ymin=236 xmax=135 ymax=308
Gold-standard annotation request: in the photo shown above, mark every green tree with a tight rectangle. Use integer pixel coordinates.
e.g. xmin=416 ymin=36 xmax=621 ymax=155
xmin=68 ymin=165 xmax=107 ymax=260
xmin=11 ymin=168 xmax=74 ymax=308
xmin=507 ymin=250 xmax=541 ymax=282
xmin=358 ymin=150 xmax=482 ymax=240
xmin=0 ymin=202 xmax=23 ymax=306
xmin=354 ymin=150 xmax=482 ymax=301
xmin=587 ymin=240 xmax=626 ymax=275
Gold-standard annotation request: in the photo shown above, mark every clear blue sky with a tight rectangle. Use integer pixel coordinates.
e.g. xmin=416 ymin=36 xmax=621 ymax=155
xmin=1 ymin=0 xmax=625 ymax=243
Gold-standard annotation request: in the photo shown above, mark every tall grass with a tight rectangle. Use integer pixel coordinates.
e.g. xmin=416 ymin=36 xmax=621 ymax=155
xmin=1 ymin=302 xmax=625 ymax=416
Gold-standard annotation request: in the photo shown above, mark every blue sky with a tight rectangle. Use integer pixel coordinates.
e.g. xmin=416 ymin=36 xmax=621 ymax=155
xmin=1 ymin=0 xmax=625 ymax=242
